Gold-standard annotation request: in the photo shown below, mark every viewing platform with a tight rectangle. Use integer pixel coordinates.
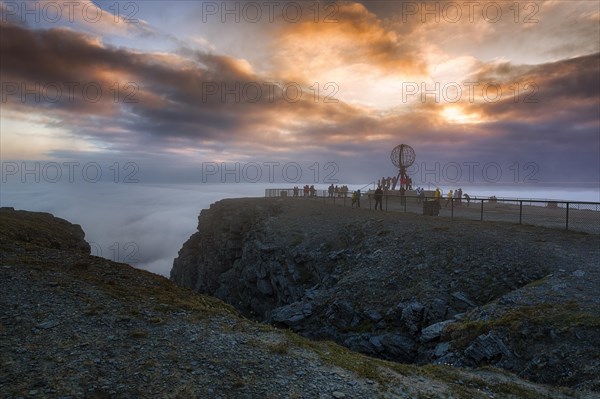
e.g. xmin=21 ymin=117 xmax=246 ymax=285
xmin=265 ymin=188 xmax=600 ymax=235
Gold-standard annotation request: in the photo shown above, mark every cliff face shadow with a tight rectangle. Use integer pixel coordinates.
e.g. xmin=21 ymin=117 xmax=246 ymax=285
xmin=171 ymin=198 xmax=600 ymax=391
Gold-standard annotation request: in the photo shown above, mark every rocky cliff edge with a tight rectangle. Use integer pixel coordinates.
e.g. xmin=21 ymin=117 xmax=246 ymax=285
xmin=171 ymin=198 xmax=600 ymax=393
xmin=5 ymin=206 xmax=595 ymax=398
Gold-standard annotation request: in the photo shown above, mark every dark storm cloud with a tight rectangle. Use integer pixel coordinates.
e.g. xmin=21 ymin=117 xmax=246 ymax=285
xmin=1 ymin=20 xmax=598 ymax=183
xmin=359 ymin=51 xmax=599 ymax=183
xmin=473 ymin=53 xmax=600 ymax=102
xmin=463 ymin=54 xmax=600 ymax=160
xmin=0 ymin=21 xmax=369 ymax=152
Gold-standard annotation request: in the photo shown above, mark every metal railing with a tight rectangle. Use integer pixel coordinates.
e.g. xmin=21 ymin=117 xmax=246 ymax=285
xmin=264 ymin=189 xmax=600 ymax=234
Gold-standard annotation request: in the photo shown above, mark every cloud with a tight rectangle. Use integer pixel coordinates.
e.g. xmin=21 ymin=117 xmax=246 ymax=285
xmin=465 ymin=53 xmax=600 ymax=123
xmin=1 ymin=4 xmax=598 ymax=185
xmin=0 ymin=0 xmax=158 ymax=38
xmin=270 ymin=2 xmax=428 ymax=107
xmin=1 ymin=20 xmax=375 ymax=156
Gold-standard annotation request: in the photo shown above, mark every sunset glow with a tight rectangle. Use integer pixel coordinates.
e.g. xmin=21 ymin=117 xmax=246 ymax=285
xmin=0 ymin=0 xmax=599 ymax=184
xmin=442 ymin=107 xmax=482 ymax=125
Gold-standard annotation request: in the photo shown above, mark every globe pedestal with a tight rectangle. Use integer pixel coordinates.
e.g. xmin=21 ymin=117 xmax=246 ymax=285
xmin=390 ymin=144 xmax=415 ymax=191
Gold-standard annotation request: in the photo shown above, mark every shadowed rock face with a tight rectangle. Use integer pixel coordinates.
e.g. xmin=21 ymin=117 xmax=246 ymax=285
xmin=171 ymin=198 xmax=600 ymax=391
xmin=3 ymin=206 xmax=596 ymax=399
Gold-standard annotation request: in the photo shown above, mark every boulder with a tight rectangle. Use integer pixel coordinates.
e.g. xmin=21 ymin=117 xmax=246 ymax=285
xmin=464 ymin=332 xmax=512 ymax=363
xmin=420 ymin=320 xmax=454 ymax=343
xmin=401 ymin=301 xmax=425 ymax=334
xmin=379 ymin=333 xmax=416 ymax=361
xmin=451 ymin=291 xmax=477 ymax=309
xmin=271 ymin=302 xmax=313 ymax=327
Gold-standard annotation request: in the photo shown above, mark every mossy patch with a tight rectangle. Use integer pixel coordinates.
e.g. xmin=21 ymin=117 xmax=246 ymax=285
xmin=282 ymin=330 xmax=390 ymax=383
xmin=446 ymin=302 xmax=600 ymax=349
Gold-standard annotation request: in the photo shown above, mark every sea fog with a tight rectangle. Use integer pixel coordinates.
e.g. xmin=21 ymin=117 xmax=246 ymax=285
xmin=1 ymin=181 xmax=598 ymax=277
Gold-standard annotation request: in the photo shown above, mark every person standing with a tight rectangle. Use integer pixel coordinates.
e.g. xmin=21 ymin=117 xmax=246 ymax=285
xmin=352 ymin=190 xmax=361 ymax=208
xmin=374 ymin=186 xmax=383 ymax=210
xmin=417 ymin=187 xmax=425 ymax=204
xmin=445 ymin=190 xmax=453 ymax=207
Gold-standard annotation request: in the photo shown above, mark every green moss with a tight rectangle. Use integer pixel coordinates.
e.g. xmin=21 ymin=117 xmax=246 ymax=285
xmin=493 ymin=382 xmax=551 ymax=399
xmin=68 ymin=260 xmax=237 ymax=317
xmin=419 ymin=364 xmax=464 ymax=382
xmin=447 ymin=302 xmax=600 ymax=349
xmin=282 ymin=330 xmax=390 ymax=384
xmin=266 ymin=341 xmax=289 ymax=354
xmin=417 ymin=365 xmax=563 ymax=399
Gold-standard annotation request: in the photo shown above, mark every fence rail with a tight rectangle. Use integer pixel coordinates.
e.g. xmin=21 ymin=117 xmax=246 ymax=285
xmin=264 ymin=188 xmax=600 ymax=234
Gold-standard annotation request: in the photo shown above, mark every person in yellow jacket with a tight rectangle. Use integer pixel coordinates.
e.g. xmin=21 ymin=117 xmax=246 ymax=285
xmin=351 ymin=190 xmax=361 ymax=208
xmin=445 ymin=189 xmax=454 ymax=207
xmin=430 ymin=188 xmax=442 ymax=215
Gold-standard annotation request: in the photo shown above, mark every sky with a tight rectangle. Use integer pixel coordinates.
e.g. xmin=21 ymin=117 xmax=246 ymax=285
xmin=1 ymin=0 xmax=599 ymax=275
xmin=1 ymin=0 xmax=599 ymax=187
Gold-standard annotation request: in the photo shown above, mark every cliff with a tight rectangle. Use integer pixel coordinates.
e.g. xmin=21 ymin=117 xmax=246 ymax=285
xmin=5 ymin=207 xmax=594 ymax=398
xmin=171 ymin=198 xmax=600 ymax=393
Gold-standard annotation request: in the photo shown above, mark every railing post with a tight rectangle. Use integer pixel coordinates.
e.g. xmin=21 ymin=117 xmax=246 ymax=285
xmin=519 ymin=200 xmax=523 ymax=224
xmin=451 ymin=197 xmax=454 ymax=220
xmin=369 ymin=194 xmax=372 ymax=210
xmin=385 ymin=194 xmax=388 ymax=211
xmin=566 ymin=202 xmax=569 ymax=230
xmin=480 ymin=199 xmax=484 ymax=222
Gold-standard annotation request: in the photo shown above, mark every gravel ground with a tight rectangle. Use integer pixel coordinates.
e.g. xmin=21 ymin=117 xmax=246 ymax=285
xmin=1 ymin=207 xmax=597 ymax=399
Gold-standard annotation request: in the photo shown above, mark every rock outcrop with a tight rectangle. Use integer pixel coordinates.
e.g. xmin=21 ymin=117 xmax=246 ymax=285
xmin=4 ymin=207 xmax=592 ymax=398
xmin=171 ymin=198 xmax=600 ymax=391
xmin=0 ymin=207 xmax=90 ymax=254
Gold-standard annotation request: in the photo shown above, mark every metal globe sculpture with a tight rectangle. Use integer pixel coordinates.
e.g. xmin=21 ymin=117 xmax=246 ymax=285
xmin=390 ymin=144 xmax=415 ymax=190
xmin=390 ymin=144 xmax=415 ymax=169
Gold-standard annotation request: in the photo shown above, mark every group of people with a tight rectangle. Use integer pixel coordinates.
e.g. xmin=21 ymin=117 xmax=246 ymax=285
xmin=293 ymin=185 xmax=316 ymax=197
xmin=327 ymin=184 xmax=350 ymax=198
xmin=293 ymin=184 xmax=353 ymax=199
xmin=432 ymin=187 xmax=470 ymax=207
xmin=377 ymin=176 xmax=413 ymax=191
xmin=293 ymin=183 xmax=473 ymax=212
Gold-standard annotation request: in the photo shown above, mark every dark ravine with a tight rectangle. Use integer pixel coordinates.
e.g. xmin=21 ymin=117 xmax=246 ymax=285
xmin=171 ymin=197 xmax=600 ymax=392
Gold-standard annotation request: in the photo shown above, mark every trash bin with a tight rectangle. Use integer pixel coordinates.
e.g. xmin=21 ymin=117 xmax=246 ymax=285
xmin=423 ymin=200 xmax=440 ymax=216
xmin=423 ymin=201 xmax=431 ymax=216
xmin=280 ymin=191 xmax=288 ymax=198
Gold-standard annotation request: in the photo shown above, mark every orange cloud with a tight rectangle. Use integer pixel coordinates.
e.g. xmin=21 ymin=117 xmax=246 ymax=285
xmin=271 ymin=2 xmax=427 ymax=84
